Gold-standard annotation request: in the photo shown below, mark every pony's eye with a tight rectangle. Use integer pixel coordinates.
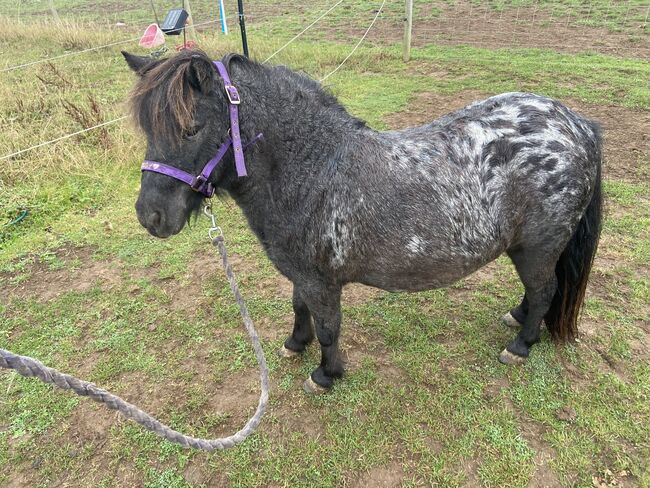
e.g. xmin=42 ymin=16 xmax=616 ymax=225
xmin=183 ymin=125 xmax=202 ymax=140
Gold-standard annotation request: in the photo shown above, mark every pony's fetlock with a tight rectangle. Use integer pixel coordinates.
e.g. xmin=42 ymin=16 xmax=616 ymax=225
xmin=308 ymin=365 xmax=342 ymax=391
xmin=304 ymin=367 xmax=340 ymax=394
xmin=283 ymin=336 xmax=310 ymax=354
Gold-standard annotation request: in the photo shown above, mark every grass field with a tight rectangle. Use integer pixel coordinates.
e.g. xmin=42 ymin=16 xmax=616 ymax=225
xmin=1 ymin=1 xmax=649 ymax=487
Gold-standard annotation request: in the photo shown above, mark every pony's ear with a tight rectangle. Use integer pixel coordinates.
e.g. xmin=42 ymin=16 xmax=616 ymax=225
xmin=222 ymin=53 xmax=247 ymax=69
xmin=122 ymin=51 xmax=154 ymax=75
xmin=187 ymin=55 xmax=216 ymax=93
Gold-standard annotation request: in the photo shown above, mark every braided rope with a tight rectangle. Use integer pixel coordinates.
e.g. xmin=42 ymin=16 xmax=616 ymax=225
xmin=0 ymin=235 xmax=270 ymax=451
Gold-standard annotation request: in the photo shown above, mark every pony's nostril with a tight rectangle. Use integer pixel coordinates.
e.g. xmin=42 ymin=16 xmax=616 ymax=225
xmin=148 ymin=211 xmax=161 ymax=228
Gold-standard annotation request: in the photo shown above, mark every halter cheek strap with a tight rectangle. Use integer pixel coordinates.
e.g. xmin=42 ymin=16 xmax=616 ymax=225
xmin=140 ymin=59 xmax=262 ymax=198
xmin=213 ymin=61 xmax=247 ymax=177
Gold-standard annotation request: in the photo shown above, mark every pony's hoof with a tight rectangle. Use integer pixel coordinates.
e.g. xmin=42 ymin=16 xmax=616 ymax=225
xmin=501 ymin=312 xmax=522 ymax=329
xmin=303 ymin=376 xmax=330 ymax=395
xmin=498 ymin=348 xmax=527 ymax=365
xmin=277 ymin=345 xmax=301 ymax=359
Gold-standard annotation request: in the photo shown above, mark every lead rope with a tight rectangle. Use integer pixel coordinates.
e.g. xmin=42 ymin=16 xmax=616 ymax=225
xmin=0 ymin=205 xmax=270 ymax=451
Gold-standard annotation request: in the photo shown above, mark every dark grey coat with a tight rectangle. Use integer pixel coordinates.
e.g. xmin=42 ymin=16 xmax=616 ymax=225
xmin=126 ymin=51 xmax=602 ymax=391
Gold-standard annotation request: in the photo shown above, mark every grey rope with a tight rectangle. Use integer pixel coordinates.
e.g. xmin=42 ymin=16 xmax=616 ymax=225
xmin=0 ymin=231 xmax=270 ymax=451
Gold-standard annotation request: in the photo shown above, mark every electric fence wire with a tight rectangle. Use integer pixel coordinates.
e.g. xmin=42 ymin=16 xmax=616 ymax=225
xmin=0 ymin=117 xmax=130 ymax=161
xmin=1 ymin=18 xmax=222 ymax=73
xmin=1 ymin=0 xmax=373 ymax=160
xmin=263 ymin=0 xmax=344 ymax=63
xmin=319 ymin=0 xmax=386 ymax=82
xmin=19 ymin=0 xmax=644 ymax=159
xmin=1 ymin=36 xmax=143 ymax=73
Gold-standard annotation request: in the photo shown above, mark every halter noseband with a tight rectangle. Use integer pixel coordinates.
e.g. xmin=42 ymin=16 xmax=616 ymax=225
xmin=140 ymin=60 xmax=261 ymax=198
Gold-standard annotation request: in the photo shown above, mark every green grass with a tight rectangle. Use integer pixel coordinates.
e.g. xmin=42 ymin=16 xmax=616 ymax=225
xmin=1 ymin=0 xmax=647 ymax=34
xmin=1 ymin=6 xmax=649 ymax=488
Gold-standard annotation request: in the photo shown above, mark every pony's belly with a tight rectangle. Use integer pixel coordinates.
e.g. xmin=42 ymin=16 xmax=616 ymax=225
xmin=358 ymin=257 xmax=486 ymax=293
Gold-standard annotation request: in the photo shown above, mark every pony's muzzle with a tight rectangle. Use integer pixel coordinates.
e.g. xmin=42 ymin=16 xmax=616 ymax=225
xmin=146 ymin=210 xmax=162 ymax=229
xmin=135 ymin=197 xmax=166 ymax=237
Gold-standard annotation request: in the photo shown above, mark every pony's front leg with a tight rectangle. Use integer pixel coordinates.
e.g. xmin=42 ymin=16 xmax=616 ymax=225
xmin=278 ymin=285 xmax=314 ymax=358
xmin=300 ymin=283 xmax=344 ymax=394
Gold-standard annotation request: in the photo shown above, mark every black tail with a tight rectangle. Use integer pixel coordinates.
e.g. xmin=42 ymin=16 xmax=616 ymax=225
xmin=545 ymin=125 xmax=603 ymax=342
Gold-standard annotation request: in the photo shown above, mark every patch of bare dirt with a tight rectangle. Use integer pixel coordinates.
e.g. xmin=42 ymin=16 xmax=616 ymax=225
xmin=461 ymin=459 xmax=482 ymax=487
xmin=65 ymin=401 xmax=117 ymax=445
xmin=3 ymin=470 xmax=39 ymax=488
xmin=183 ymin=461 xmax=226 ymax=488
xmin=255 ymin=272 xmax=294 ymax=300
xmin=349 ymin=461 xmax=405 ymax=488
xmin=0 ymin=246 xmax=121 ymax=304
xmin=555 ymin=405 xmax=577 ymax=424
xmin=566 ymin=101 xmax=650 ymax=182
xmin=268 ymin=401 xmax=326 ymax=439
xmin=384 ymin=90 xmax=489 ymax=129
xmin=0 ymin=244 xmax=225 ymax=316
xmin=482 ymin=375 xmax=511 ymax=401
xmin=342 ymin=326 xmax=407 ymax=385
xmin=592 ymin=468 xmax=635 ymax=488
xmin=201 ymin=369 xmax=263 ymax=428
xmin=515 ymin=410 xmax=563 ymax=487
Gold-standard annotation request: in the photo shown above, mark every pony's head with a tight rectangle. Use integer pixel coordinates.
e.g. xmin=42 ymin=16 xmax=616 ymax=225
xmin=124 ymin=50 xmax=233 ymax=238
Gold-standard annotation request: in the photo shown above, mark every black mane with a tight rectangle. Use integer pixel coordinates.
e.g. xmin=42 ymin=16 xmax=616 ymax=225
xmin=129 ymin=50 xmax=365 ymax=147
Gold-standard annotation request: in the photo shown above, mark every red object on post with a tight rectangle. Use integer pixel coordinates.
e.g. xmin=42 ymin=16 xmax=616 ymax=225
xmin=175 ymin=40 xmax=198 ymax=51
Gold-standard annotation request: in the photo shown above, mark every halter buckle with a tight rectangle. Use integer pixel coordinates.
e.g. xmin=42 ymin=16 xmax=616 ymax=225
xmin=190 ymin=175 xmax=215 ymax=197
xmin=224 ymin=85 xmax=241 ymax=105
xmin=190 ymin=175 xmax=206 ymax=191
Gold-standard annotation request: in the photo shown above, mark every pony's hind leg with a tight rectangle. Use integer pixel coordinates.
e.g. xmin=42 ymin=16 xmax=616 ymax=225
xmin=501 ymin=294 xmax=528 ymax=329
xmin=278 ymin=285 xmax=315 ymax=358
xmin=499 ymin=249 xmax=558 ymax=365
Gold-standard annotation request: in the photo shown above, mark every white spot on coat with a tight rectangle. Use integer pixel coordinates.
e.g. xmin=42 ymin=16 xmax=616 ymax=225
xmin=407 ymin=235 xmax=425 ymax=254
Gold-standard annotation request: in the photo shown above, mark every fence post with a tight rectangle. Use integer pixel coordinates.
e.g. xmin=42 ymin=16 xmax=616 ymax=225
xmin=402 ymin=0 xmax=413 ymax=62
xmin=48 ymin=0 xmax=61 ymax=23
xmin=218 ymin=0 xmax=228 ymax=34
xmin=237 ymin=0 xmax=250 ymax=57
xmin=184 ymin=0 xmax=197 ymax=40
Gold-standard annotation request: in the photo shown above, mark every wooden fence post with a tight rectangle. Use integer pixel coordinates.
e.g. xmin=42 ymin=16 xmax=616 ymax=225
xmin=403 ymin=0 xmax=413 ymax=61
xmin=48 ymin=0 xmax=61 ymax=23
xmin=184 ymin=0 xmax=197 ymax=40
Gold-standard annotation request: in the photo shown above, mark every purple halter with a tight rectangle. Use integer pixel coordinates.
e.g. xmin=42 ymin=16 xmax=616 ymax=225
xmin=141 ymin=61 xmax=261 ymax=198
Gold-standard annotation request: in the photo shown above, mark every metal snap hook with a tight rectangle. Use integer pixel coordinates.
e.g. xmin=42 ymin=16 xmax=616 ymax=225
xmin=204 ymin=204 xmax=223 ymax=240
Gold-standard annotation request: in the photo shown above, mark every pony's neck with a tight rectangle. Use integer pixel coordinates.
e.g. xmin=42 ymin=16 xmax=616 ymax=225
xmin=222 ymin=60 xmax=368 ymax=203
